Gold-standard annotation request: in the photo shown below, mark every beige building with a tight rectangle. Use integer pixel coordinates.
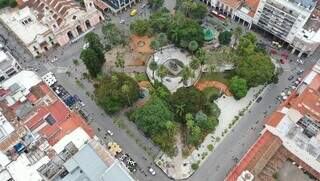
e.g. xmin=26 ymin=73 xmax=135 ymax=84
xmin=0 ymin=0 xmax=104 ymax=57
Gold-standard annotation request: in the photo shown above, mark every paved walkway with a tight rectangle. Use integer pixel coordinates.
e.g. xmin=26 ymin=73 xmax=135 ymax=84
xmin=195 ymin=80 xmax=232 ymax=96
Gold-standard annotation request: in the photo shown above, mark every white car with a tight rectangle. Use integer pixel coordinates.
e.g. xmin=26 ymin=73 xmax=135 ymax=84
xmin=107 ymin=129 xmax=114 ymax=136
xmin=148 ymin=167 xmax=156 ymax=176
xmin=296 ymin=59 xmax=304 ymax=65
xmin=120 ymin=19 xmax=125 ymax=24
xmin=51 ymin=57 xmax=58 ymax=63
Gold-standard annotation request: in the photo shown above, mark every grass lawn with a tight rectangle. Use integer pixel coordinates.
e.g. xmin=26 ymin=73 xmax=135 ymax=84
xmin=200 ymin=71 xmax=235 ymax=86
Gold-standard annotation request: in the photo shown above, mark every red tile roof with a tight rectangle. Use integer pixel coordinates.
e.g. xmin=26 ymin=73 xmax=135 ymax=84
xmin=24 ymin=98 xmax=94 ymax=146
xmin=220 ymin=0 xmax=242 ymax=9
xmin=265 ymin=112 xmax=285 ymax=127
xmin=47 ymin=112 xmax=94 ymax=145
xmin=245 ymin=0 xmax=260 ymax=17
xmin=290 ymin=88 xmax=320 ymax=121
xmin=25 ymin=100 xmax=69 ymax=132
xmin=309 ymin=74 xmax=320 ymax=91
xmin=226 ymin=131 xmax=279 ymax=180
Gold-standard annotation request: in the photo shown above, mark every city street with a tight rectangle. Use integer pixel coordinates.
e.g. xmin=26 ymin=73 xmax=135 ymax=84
xmin=0 ymin=1 xmax=319 ymax=180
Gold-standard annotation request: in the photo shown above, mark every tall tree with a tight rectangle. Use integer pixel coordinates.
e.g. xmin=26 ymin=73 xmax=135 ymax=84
xmin=232 ymin=26 xmax=243 ymax=48
xmin=158 ymin=33 xmax=168 ymax=52
xmin=130 ymin=19 xmax=151 ymax=36
xmin=236 ymin=53 xmax=275 ymax=87
xmin=188 ymin=41 xmax=198 ymax=56
xmin=102 ymin=23 xmax=127 ymax=46
xmin=95 ymin=73 xmax=140 ymax=114
xmin=80 ymin=48 xmax=102 ymax=77
xmin=149 ymin=0 xmax=164 ymax=10
xmin=121 ymin=84 xmax=131 ymax=105
xmin=149 ymin=60 xmax=158 ymax=79
xmin=150 ymin=39 xmax=160 ymax=51
xmin=157 ymin=64 xmax=168 ymax=83
xmin=218 ymin=31 xmax=232 ymax=45
xmin=229 ymin=76 xmax=248 ymax=100
xmin=180 ymin=66 xmax=193 ymax=86
xmin=115 ymin=52 xmax=125 ymax=72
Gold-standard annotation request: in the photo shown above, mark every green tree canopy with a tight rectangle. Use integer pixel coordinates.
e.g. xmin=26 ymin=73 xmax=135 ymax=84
xmin=95 ymin=73 xmax=140 ymax=114
xmin=84 ymin=32 xmax=105 ymax=63
xmin=115 ymin=52 xmax=125 ymax=71
xmin=177 ymin=0 xmax=207 ymax=21
xmin=218 ymin=31 xmax=232 ymax=45
xmin=170 ymin=87 xmax=208 ymax=122
xmin=80 ymin=48 xmax=103 ymax=77
xmin=149 ymin=0 xmax=164 ymax=10
xmin=130 ymin=19 xmax=151 ymax=36
xmin=0 ymin=0 xmax=16 ymax=8
xmin=150 ymin=39 xmax=160 ymax=50
xmin=130 ymin=96 xmax=177 ymax=154
xmin=188 ymin=40 xmax=199 ymax=54
xmin=229 ymin=76 xmax=248 ymax=100
xmin=236 ymin=53 xmax=275 ymax=87
xmin=149 ymin=60 xmax=158 ymax=79
xmin=102 ymin=23 xmax=127 ymax=46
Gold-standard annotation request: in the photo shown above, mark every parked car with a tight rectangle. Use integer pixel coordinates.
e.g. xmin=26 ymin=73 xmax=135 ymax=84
xmin=297 ymin=69 xmax=304 ymax=75
xmin=296 ymin=58 xmax=304 ymax=65
xmin=148 ymin=167 xmax=156 ymax=176
xmin=107 ymin=129 xmax=114 ymax=136
xmin=256 ymin=97 xmax=262 ymax=103
xmin=288 ymin=75 xmax=295 ymax=81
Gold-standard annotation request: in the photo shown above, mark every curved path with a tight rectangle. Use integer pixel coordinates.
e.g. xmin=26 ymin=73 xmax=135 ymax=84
xmin=195 ymin=80 xmax=232 ymax=96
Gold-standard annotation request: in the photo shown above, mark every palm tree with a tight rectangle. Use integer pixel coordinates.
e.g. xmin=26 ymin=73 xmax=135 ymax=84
xmin=175 ymin=104 xmax=185 ymax=117
xmin=208 ymin=64 xmax=216 ymax=73
xmin=233 ymin=26 xmax=243 ymax=48
xmin=190 ymin=58 xmax=200 ymax=77
xmin=157 ymin=64 xmax=168 ymax=83
xmin=188 ymin=40 xmax=198 ymax=57
xmin=180 ymin=67 xmax=193 ymax=86
xmin=115 ymin=52 xmax=125 ymax=72
xmin=149 ymin=60 xmax=158 ymax=79
xmin=121 ymin=84 xmax=131 ymax=105
xmin=158 ymin=33 xmax=168 ymax=53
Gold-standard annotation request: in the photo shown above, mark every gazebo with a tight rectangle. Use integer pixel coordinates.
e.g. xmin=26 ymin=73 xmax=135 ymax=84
xmin=203 ymin=28 xmax=215 ymax=42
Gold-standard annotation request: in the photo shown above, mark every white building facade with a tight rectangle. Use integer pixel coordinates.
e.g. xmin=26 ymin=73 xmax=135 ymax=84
xmin=201 ymin=0 xmax=320 ymax=57
xmin=0 ymin=50 xmax=21 ymax=82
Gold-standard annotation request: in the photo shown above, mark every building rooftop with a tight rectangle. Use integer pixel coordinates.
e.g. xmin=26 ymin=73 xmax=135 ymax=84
xmin=220 ymin=0 xmax=241 ymax=9
xmin=6 ymin=153 xmax=50 ymax=181
xmin=294 ymin=0 xmax=317 ymax=10
xmin=0 ymin=7 xmax=50 ymax=45
xmin=244 ymin=0 xmax=260 ymax=17
xmin=0 ymin=51 xmax=16 ymax=71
